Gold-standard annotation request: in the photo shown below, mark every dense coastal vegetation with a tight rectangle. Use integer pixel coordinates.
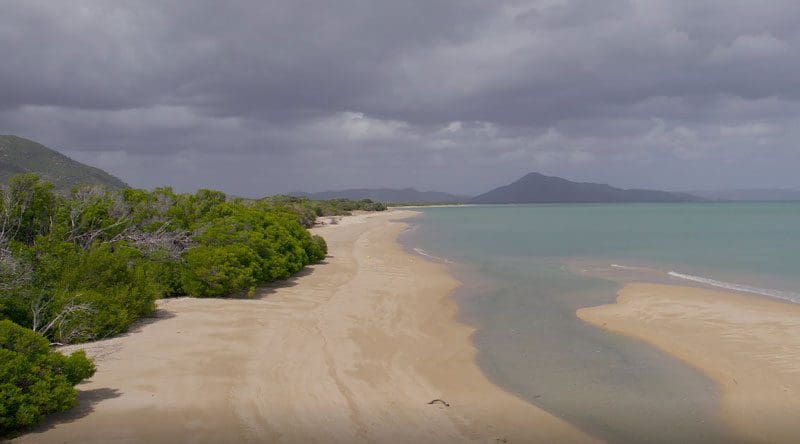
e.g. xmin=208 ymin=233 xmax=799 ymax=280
xmin=301 ymin=188 xmax=466 ymax=204
xmin=0 ymin=320 xmax=95 ymax=435
xmin=0 ymin=172 xmax=386 ymax=436
xmin=258 ymin=194 xmax=387 ymax=228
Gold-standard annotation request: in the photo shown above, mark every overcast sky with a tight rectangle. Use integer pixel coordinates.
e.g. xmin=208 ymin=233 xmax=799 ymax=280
xmin=1 ymin=0 xmax=799 ymax=196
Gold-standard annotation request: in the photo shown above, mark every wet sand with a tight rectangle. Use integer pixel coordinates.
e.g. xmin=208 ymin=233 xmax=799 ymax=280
xmin=578 ymin=283 xmax=800 ymax=444
xmin=16 ymin=210 xmax=594 ymax=444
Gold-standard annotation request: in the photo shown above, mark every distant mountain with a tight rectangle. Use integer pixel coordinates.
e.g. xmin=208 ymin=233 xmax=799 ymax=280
xmin=300 ymin=188 xmax=467 ymax=204
xmin=471 ymin=172 xmax=701 ymax=204
xmin=0 ymin=135 xmax=127 ymax=190
xmin=688 ymin=189 xmax=800 ymax=202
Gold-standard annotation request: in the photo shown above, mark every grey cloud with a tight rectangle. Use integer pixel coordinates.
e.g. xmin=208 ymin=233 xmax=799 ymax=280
xmin=1 ymin=0 xmax=799 ymax=196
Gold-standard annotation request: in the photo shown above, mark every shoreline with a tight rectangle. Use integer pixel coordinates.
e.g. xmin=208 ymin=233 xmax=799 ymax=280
xmin=420 ymin=256 xmax=730 ymax=443
xmin=16 ymin=210 xmax=595 ymax=443
xmin=578 ymin=282 xmax=800 ymax=443
xmin=567 ymin=257 xmax=800 ymax=306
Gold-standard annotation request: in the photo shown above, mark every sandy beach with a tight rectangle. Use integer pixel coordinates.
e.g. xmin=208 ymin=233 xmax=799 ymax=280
xmin=578 ymin=283 xmax=800 ymax=444
xmin=16 ymin=210 xmax=594 ymax=444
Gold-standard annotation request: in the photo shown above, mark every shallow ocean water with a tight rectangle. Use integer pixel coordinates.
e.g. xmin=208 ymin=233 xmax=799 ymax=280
xmin=401 ymin=203 xmax=800 ymax=443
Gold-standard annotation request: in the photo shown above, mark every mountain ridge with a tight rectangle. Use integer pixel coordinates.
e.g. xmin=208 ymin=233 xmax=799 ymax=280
xmin=471 ymin=172 xmax=702 ymax=204
xmin=0 ymin=135 xmax=127 ymax=190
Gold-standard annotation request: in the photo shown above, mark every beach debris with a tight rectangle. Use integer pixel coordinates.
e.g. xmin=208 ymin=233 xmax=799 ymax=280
xmin=427 ymin=398 xmax=450 ymax=407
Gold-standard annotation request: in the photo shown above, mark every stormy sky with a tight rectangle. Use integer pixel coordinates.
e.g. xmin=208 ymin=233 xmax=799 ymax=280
xmin=1 ymin=0 xmax=799 ymax=196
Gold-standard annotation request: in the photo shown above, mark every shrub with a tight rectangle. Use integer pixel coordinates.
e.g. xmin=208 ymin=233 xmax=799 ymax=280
xmin=0 ymin=174 xmax=339 ymax=341
xmin=28 ymin=241 xmax=161 ymax=343
xmin=308 ymin=235 xmax=327 ymax=262
xmin=181 ymin=245 xmax=260 ymax=297
xmin=256 ymin=195 xmax=386 ymax=228
xmin=0 ymin=174 xmax=57 ymax=244
xmin=0 ymin=320 xmax=95 ymax=436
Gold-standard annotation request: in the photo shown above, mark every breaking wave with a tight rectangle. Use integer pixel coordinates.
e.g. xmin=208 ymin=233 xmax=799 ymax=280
xmin=668 ymin=271 xmax=800 ymax=303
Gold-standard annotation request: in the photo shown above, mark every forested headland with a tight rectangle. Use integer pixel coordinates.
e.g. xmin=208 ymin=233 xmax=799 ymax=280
xmin=0 ymin=173 xmax=385 ymax=436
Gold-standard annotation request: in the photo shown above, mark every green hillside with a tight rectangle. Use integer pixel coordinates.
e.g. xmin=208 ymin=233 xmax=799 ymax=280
xmin=0 ymin=135 xmax=127 ymax=190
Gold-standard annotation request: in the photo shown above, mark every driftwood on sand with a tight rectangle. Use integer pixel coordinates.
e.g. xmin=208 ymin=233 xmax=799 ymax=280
xmin=427 ymin=399 xmax=450 ymax=407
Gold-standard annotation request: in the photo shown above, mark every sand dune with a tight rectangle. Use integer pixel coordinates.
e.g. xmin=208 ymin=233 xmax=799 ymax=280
xmin=578 ymin=283 xmax=800 ymax=444
xmin=17 ymin=210 xmax=594 ymax=444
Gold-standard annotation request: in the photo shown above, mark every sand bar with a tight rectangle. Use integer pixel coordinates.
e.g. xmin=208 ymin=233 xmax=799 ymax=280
xmin=578 ymin=283 xmax=800 ymax=444
xmin=16 ymin=210 xmax=595 ymax=444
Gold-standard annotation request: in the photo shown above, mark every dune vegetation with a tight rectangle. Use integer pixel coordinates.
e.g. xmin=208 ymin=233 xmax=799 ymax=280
xmin=0 ymin=172 xmax=385 ymax=436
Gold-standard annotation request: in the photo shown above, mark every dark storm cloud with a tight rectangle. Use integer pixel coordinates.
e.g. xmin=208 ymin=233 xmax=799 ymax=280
xmin=0 ymin=0 xmax=493 ymax=116
xmin=1 ymin=0 xmax=799 ymax=196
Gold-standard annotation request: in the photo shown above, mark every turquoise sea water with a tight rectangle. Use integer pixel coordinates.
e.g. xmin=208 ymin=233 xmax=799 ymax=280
xmin=401 ymin=203 xmax=800 ymax=444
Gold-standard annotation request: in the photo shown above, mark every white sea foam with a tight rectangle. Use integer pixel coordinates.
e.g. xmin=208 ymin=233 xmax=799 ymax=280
xmin=403 ymin=224 xmax=419 ymax=233
xmin=413 ymin=247 xmax=452 ymax=264
xmin=668 ymin=271 xmax=800 ymax=303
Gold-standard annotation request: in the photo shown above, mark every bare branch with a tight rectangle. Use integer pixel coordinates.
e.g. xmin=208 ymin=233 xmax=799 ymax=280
xmin=122 ymin=224 xmax=195 ymax=260
xmin=0 ymin=237 xmax=31 ymax=291
xmin=31 ymin=293 xmax=96 ymax=344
